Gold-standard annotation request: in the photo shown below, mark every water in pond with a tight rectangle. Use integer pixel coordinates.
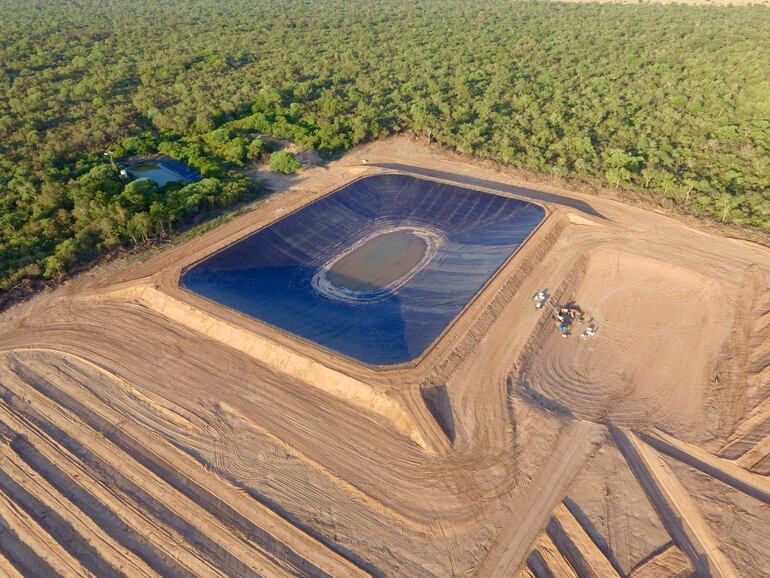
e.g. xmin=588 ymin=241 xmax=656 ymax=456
xmin=328 ymin=230 xmax=429 ymax=292
xmin=130 ymin=162 xmax=189 ymax=186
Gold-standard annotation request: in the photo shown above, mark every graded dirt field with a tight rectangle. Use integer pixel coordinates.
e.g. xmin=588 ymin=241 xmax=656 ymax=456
xmin=1 ymin=136 xmax=770 ymax=577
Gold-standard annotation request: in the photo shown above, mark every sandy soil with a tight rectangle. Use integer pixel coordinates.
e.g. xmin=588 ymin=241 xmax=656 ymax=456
xmin=1 ymin=135 xmax=770 ymax=576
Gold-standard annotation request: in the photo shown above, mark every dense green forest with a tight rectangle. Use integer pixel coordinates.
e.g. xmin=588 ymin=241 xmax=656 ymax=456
xmin=1 ymin=0 xmax=769 ymax=292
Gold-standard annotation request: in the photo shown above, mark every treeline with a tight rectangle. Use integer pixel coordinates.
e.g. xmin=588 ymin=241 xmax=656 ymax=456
xmin=1 ymin=159 xmax=258 ymax=284
xmin=1 ymin=0 xmax=769 ymax=291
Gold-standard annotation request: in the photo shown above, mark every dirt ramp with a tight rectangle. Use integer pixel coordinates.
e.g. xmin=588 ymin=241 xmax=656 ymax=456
xmin=105 ymin=283 xmax=430 ymax=451
xmin=518 ymin=248 xmax=729 ymax=431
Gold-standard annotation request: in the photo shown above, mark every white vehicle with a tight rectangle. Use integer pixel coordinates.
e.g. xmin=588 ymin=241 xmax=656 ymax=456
xmin=580 ymin=325 xmax=598 ymax=339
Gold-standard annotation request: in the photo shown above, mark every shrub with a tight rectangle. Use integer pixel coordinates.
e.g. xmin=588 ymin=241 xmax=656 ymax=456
xmin=269 ymin=151 xmax=301 ymax=174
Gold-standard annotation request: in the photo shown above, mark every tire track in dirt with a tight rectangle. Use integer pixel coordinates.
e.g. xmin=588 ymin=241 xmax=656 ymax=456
xmin=711 ymin=265 xmax=765 ymax=439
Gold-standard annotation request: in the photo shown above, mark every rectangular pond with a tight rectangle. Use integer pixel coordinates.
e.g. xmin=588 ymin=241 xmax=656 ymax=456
xmin=128 ymin=157 xmax=200 ymax=186
xmin=181 ymin=174 xmax=545 ymax=365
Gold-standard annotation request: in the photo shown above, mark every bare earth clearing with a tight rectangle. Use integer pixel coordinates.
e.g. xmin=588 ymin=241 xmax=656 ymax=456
xmin=1 ymin=136 xmax=770 ymax=577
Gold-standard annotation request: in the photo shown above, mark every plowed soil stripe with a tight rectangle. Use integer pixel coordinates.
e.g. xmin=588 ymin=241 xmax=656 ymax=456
xmin=535 ymin=533 xmax=578 ymax=578
xmin=0 ymin=400 xmax=203 ymax=577
xmin=719 ymin=398 xmax=770 ymax=457
xmin=2 ymin=368 xmax=287 ymax=577
xmin=644 ymin=428 xmax=770 ymax=505
xmin=0 ymin=451 xmax=122 ymax=578
xmin=548 ymin=503 xmax=622 ymax=577
xmin=610 ymin=426 xmax=738 ymax=578
xmin=526 ymin=549 xmax=555 ymax=578
xmin=629 ymin=544 xmax=693 ymax=578
xmin=0 ymin=489 xmax=87 ymax=577
xmin=0 ymin=444 xmax=156 ymax=577
xmin=4 ymin=352 xmax=369 ymax=577
xmin=736 ymin=432 xmax=770 ymax=471
xmin=0 ymin=549 xmax=26 ymax=578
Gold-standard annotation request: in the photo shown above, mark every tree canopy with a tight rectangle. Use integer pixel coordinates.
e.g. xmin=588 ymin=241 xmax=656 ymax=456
xmin=1 ymin=0 xmax=769 ymax=291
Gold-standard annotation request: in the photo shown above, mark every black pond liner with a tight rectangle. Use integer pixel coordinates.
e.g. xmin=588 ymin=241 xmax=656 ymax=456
xmin=181 ymin=174 xmax=545 ymax=365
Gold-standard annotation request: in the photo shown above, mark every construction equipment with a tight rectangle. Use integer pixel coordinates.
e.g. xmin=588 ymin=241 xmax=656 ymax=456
xmin=551 ymin=303 xmax=590 ymax=338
